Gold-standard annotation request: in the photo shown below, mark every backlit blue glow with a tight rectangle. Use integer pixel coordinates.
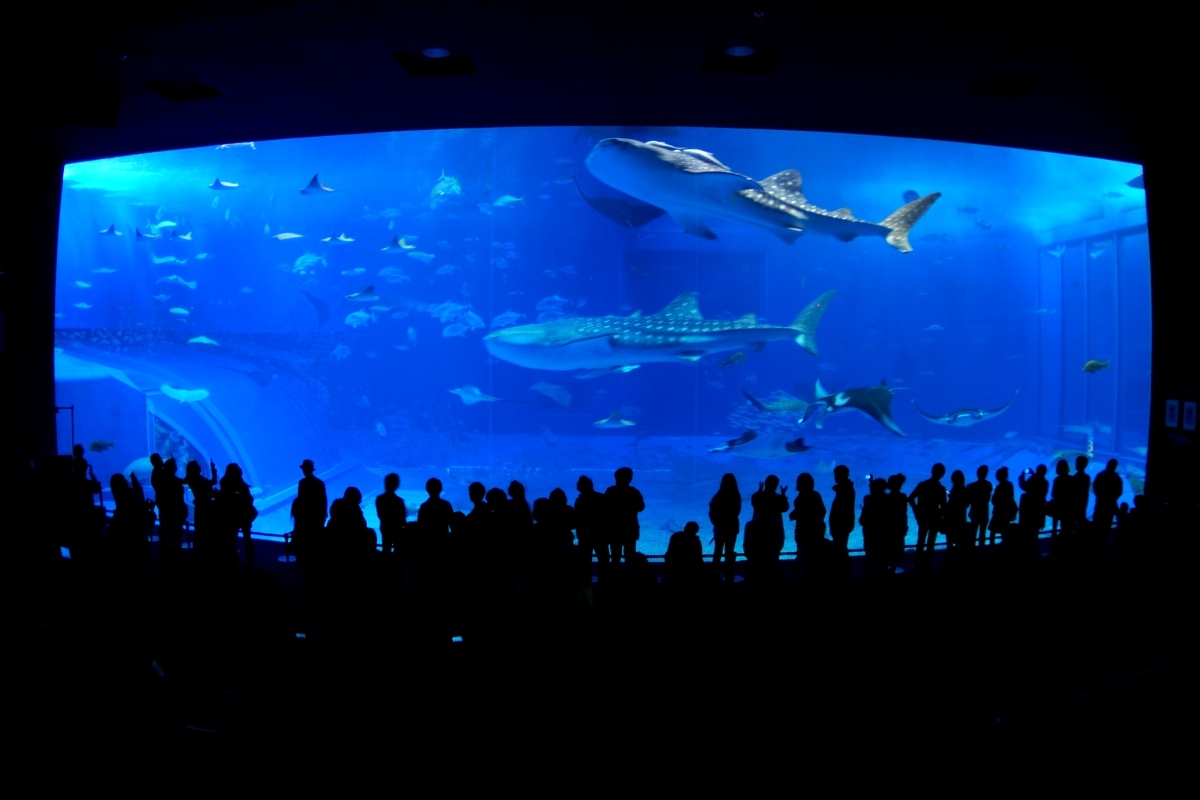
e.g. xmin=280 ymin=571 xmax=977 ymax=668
xmin=54 ymin=127 xmax=1150 ymax=553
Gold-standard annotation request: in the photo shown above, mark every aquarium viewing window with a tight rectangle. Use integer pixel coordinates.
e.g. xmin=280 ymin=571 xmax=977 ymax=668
xmin=54 ymin=126 xmax=1150 ymax=553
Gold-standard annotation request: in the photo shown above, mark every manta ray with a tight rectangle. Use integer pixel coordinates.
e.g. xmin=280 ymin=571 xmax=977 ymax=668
xmin=741 ymin=388 xmax=810 ymax=416
xmin=484 ymin=290 xmax=836 ymax=372
xmin=709 ymin=430 xmax=812 ymax=459
xmin=912 ymin=393 xmax=1017 ymax=426
xmin=585 ymin=138 xmax=940 ymax=252
xmin=802 ymin=379 xmax=906 ymax=437
xmin=301 ymin=174 xmax=334 ymax=194
xmin=449 ymin=385 xmax=502 ymax=405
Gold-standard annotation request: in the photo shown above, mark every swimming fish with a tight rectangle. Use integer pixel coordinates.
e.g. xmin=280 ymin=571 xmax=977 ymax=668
xmin=407 ymin=251 xmax=436 ymax=264
xmin=157 ymin=275 xmax=197 ymax=290
xmin=301 ymin=174 xmax=334 ymax=194
xmin=303 ymin=291 xmax=330 ymax=325
xmin=209 ymin=178 xmax=239 ymax=190
xmin=708 ymin=430 xmax=811 ymax=458
xmin=1082 ymin=359 xmax=1111 ymax=373
xmin=74 ymin=281 xmax=91 ymax=289
xmin=321 ymin=233 xmax=355 ymax=244
xmin=90 ymin=268 xmax=117 ymax=274
xmin=344 ymin=285 xmax=375 ymax=300
xmin=169 ymin=308 xmax=190 ymax=316
xmin=449 ymin=385 xmax=502 ymax=405
xmin=73 ymin=302 xmax=92 ymax=309
xmin=490 ymin=310 xmax=527 ymax=329
xmin=484 ymin=290 xmax=836 ymax=371
xmin=530 ymin=382 xmax=573 ymax=408
xmin=135 ymin=228 xmax=160 ymax=241
xmin=88 ymin=440 xmax=116 ymax=452
xmin=382 ymin=236 xmax=416 ymax=253
xmin=740 ymin=389 xmax=810 ymax=416
xmin=912 ymin=392 xmax=1017 ymax=426
xmin=802 ymin=379 xmax=906 ymax=437
xmin=160 ymin=384 xmax=210 ymax=403
xmin=493 ymin=194 xmax=525 ymax=207
xmin=430 ymin=170 xmax=461 ymax=208
xmin=594 ymin=410 xmax=636 ymax=429
xmin=273 ymin=232 xmax=304 ymax=241
xmin=188 ymin=336 xmax=218 ymax=345
xmin=341 ymin=268 xmax=367 ymax=276
xmin=171 ymin=231 xmax=194 ymax=241
xmin=719 ymin=351 xmax=747 ymax=369
xmin=585 ymin=138 xmax=940 ymax=252
xmin=331 ymin=344 xmax=351 ymax=360
xmin=345 ymin=310 xmax=372 ymax=328
xmin=375 ymin=421 xmax=387 ymax=436
xmin=98 ymin=224 xmax=122 ymax=236
xmin=442 ymin=323 xmax=469 ymax=337
xmin=153 ymin=294 xmax=170 ymax=302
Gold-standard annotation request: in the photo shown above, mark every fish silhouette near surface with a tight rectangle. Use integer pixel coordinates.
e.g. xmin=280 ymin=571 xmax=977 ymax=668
xmin=709 ymin=430 xmax=811 ymax=458
xmin=802 ymin=379 xmax=906 ymax=437
xmin=585 ymin=138 xmax=940 ymax=252
xmin=484 ymin=290 xmax=836 ymax=372
xmin=912 ymin=392 xmax=1017 ymax=426
xmin=1082 ymin=359 xmax=1111 ymax=374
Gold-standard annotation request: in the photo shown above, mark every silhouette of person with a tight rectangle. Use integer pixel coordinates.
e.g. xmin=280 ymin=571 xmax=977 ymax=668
xmin=218 ymin=463 xmax=257 ymax=567
xmin=1017 ymin=464 xmax=1049 ymax=549
xmin=574 ymin=475 xmax=607 ymax=579
xmin=156 ymin=457 xmax=187 ymax=559
xmin=709 ymin=473 xmax=742 ymax=583
xmin=790 ymin=472 xmax=827 ymax=548
xmin=860 ymin=477 xmax=890 ymax=577
xmin=292 ymin=459 xmax=328 ymax=564
xmin=1048 ymin=459 xmax=1071 ymax=538
xmin=747 ymin=475 xmax=787 ymax=584
xmin=909 ymin=463 xmax=946 ymax=557
xmin=665 ymin=521 xmax=704 ymax=587
xmin=1071 ymin=455 xmax=1091 ymax=535
xmin=417 ymin=477 xmax=455 ymax=585
xmin=967 ymin=465 xmax=992 ymax=547
xmin=604 ymin=467 xmax=644 ymax=568
xmin=108 ymin=472 xmax=150 ymax=565
xmin=989 ymin=466 xmax=1016 ymax=546
xmin=376 ymin=473 xmax=407 ymax=566
xmin=327 ymin=486 xmax=373 ymax=564
xmin=885 ymin=474 xmax=908 ymax=572
xmin=945 ymin=469 xmax=969 ymax=549
xmin=1092 ymin=458 xmax=1123 ymax=538
xmin=829 ymin=464 xmax=856 ymax=554
xmin=184 ymin=459 xmax=216 ymax=558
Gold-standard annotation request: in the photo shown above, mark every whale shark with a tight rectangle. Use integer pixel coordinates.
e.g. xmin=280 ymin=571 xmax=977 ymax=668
xmin=585 ymin=138 xmax=940 ymax=252
xmin=913 ymin=393 xmax=1017 ymax=426
xmin=802 ymin=379 xmax=906 ymax=437
xmin=709 ymin=430 xmax=812 ymax=459
xmin=484 ymin=290 xmax=836 ymax=372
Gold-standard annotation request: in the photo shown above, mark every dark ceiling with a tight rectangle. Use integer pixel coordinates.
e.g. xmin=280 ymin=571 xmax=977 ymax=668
xmin=19 ymin=2 xmax=1161 ymax=165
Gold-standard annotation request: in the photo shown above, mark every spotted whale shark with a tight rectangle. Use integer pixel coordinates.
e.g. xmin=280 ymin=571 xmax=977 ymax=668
xmin=913 ymin=392 xmax=1017 ymax=426
xmin=585 ymin=138 xmax=941 ymax=252
xmin=802 ymin=379 xmax=906 ymax=437
xmin=484 ymin=290 xmax=836 ymax=372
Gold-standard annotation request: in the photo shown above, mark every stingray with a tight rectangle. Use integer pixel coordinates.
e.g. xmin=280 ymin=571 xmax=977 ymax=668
xmin=802 ymin=379 xmax=906 ymax=437
xmin=449 ymin=385 xmax=503 ymax=405
xmin=301 ymin=174 xmax=334 ymax=194
xmin=210 ymin=178 xmax=239 ymax=190
xmin=709 ymin=430 xmax=810 ymax=458
xmin=302 ymin=291 xmax=330 ymax=325
xmin=741 ymin=388 xmax=810 ymax=416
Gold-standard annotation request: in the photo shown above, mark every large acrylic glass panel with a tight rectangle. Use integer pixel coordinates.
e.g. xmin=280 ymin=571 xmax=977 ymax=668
xmin=54 ymin=128 xmax=1150 ymax=551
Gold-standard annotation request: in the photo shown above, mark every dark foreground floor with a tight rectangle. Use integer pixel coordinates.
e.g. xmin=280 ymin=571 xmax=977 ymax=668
xmin=13 ymin=524 xmax=1190 ymax=779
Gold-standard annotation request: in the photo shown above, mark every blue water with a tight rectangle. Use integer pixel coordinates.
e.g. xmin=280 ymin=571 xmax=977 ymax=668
xmin=53 ymin=127 xmax=1150 ymax=553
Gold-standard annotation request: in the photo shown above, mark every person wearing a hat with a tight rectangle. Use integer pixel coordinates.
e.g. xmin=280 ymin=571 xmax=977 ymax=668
xmin=292 ymin=459 xmax=328 ymax=565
